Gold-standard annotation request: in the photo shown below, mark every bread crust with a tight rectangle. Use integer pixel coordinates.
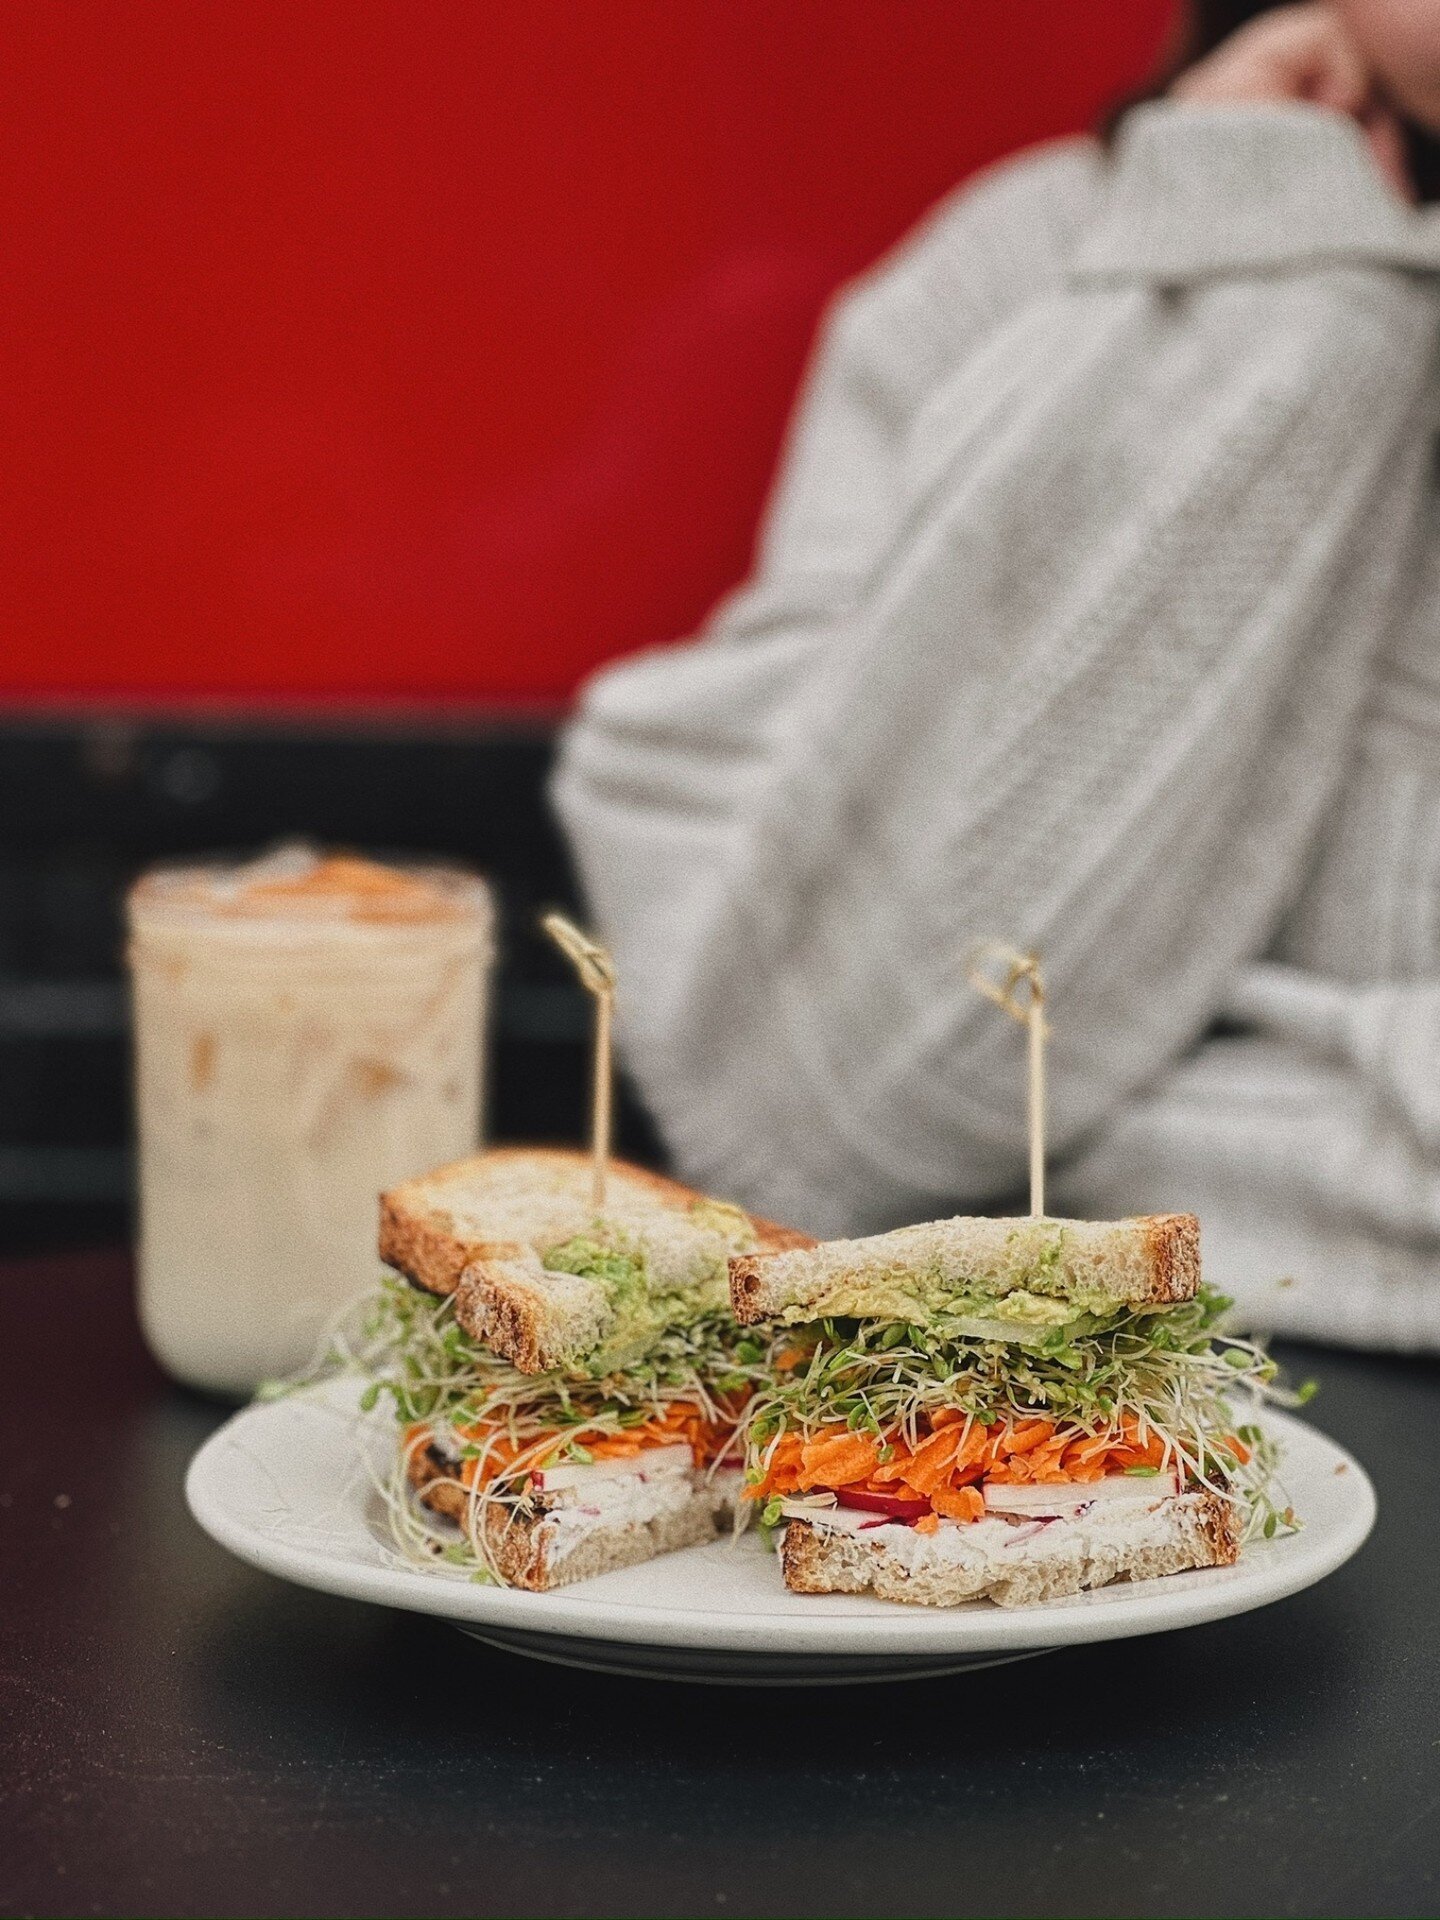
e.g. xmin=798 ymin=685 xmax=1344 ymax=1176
xmin=406 ymin=1440 xmax=724 ymax=1590
xmin=378 ymin=1189 xmax=477 ymax=1298
xmin=727 ymin=1254 xmax=776 ymax=1325
xmin=1141 ymin=1212 xmax=1201 ymax=1304
xmin=454 ymin=1267 xmax=574 ymax=1374
xmin=381 ymin=1145 xmax=814 ymax=1373
xmin=381 ymin=1145 xmax=809 ymax=1296
xmin=729 ymin=1211 xmax=1201 ymax=1326
xmin=379 ymin=1145 xmax=563 ymax=1297
xmin=378 ymin=1146 xmax=600 ymax=1297
xmin=779 ymin=1488 xmax=1240 ymax=1608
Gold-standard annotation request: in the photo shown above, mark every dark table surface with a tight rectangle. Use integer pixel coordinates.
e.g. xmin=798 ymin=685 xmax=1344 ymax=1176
xmin=3 ymin=1247 xmax=1438 ymax=1920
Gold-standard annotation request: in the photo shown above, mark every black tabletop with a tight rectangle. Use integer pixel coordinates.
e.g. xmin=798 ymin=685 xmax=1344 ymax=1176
xmin=3 ymin=1248 xmax=1437 ymax=1920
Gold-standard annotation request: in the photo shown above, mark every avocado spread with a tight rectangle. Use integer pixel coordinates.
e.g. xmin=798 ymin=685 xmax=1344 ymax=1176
xmin=541 ymin=1196 xmax=752 ymax=1375
xmin=798 ymin=1227 xmax=1129 ymax=1335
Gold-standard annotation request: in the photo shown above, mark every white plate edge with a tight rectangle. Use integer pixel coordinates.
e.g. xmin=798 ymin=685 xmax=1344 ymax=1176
xmin=184 ymin=1391 xmax=1378 ymax=1656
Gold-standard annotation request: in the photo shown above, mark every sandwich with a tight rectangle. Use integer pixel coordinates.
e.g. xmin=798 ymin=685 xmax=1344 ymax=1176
xmin=352 ymin=1146 xmax=813 ymax=1590
xmin=730 ymin=1213 xmax=1298 ymax=1609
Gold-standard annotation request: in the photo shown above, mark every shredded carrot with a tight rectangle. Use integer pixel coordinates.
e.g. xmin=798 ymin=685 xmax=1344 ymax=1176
xmin=441 ymin=1397 xmax=734 ymax=1493
xmin=797 ymin=1432 xmax=880 ymax=1490
xmin=930 ymin=1483 xmax=985 ymax=1523
xmin=746 ymin=1405 xmax=1182 ymax=1520
xmin=896 ymin=1426 xmax=962 ymax=1497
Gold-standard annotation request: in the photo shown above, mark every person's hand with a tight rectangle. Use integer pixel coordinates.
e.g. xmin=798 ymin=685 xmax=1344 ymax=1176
xmin=1172 ymin=3 xmax=1412 ymax=200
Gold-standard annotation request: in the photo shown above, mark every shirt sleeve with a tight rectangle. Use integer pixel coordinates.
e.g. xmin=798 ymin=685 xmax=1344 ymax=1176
xmin=553 ymin=104 xmax=1440 ymax=1237
xmin=1053 ymin=964 xmax=1440 ymax=1352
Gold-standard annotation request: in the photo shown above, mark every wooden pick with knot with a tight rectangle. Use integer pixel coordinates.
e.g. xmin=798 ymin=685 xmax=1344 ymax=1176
xmin=542 ymin=913 xmax=617 ymax=1210
xmin=966 ymin=941 xmax=1050 ymax=1218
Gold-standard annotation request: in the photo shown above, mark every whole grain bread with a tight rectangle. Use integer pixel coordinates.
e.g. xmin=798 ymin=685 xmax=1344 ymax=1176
xmin=407 ymin=1439 xmax=729 ymax=1591
xmin=380 ymin=1146 xmax=814 ymax=1373
xmin=780 ymin=1488 xmax=1238 ymax=1608
xmin=729 ymin=1212 xmax=1199 ymax=1327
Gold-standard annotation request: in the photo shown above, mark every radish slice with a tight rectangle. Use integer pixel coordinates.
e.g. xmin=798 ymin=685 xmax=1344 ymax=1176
xmin=835 ymin=1488 xmax=932 ymax=1521
xmin=1001 ymin=1520 xmax=1050 ymax=1544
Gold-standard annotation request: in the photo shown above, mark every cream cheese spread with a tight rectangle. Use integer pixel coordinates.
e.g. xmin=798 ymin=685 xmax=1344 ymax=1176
xmin=781 ymin=1489 xmax=1204 ymax=1576
xmin=541 ymin=1461 xmax=741 ymax=1562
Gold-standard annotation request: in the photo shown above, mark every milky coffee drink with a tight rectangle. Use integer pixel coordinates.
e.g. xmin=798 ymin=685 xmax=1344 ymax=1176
xmin=128 ymin=848 xmax=492 ymax=1393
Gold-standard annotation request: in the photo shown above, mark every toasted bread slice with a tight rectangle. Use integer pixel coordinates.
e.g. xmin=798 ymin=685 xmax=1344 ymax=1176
xmin=780 ymin=1487 xmax=1238 ymax=1608
xmin=407 ymin=1439 xmax=733 ymax=1591
xmin=729 ymin=1212 xmax=1199 ymax=1329
xmin=380 ymin=1146 xmax=813 ymax=1373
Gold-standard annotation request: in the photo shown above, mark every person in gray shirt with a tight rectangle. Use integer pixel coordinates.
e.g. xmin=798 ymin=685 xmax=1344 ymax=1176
xmin=554 ymin=1 xmax=1440 ymax=1352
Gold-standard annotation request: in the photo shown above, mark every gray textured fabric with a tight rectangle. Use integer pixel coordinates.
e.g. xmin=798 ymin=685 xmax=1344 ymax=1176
xmin=553 ymin=103 xmax=1440 ymax=1350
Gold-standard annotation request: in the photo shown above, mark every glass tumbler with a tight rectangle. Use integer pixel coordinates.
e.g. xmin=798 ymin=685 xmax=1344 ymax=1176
xmin=128 ymin=847 xmax=493 ymax=1394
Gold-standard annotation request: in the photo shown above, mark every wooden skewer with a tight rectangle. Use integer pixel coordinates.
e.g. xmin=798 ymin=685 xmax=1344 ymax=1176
xmin=966 ymin=942 xmax=1050 ymax=1218
xmin=541 ymin=913 xmax=617 ymax=1211
xmin=591 ymin=986 xmax=613 ymax=1214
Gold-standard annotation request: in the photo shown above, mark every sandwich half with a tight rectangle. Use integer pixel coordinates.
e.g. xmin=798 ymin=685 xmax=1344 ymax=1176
xmin=356 ymin=1147 xmax=813 ymax=1590
xmin=731 ymin=1213 xmax=1297 ymax=1609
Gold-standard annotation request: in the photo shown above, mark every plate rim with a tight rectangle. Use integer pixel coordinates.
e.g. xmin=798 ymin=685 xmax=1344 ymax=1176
xmin=185 ymin=1383 xmax=1377 ymax=1657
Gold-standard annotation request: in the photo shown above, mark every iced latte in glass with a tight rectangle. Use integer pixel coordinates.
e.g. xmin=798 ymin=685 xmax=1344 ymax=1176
xmin=128 ymin=847 xmax=493 ymax=1394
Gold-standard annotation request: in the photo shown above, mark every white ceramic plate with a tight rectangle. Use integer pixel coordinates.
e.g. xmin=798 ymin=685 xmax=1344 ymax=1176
xmin=186 ymin=1378 xmax=1376 ymax=1685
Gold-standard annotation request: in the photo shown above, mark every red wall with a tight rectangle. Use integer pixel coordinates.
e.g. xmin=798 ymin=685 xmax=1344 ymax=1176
xmin=2 ymin=1 xmax=1171 ymax=706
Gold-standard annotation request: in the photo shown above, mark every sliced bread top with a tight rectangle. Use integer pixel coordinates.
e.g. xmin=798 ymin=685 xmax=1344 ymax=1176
xmin=380 ymin=1146 xmax=814 ymax=1374
xmin=729 ymin=1212 xmax=1199 ymax=1329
